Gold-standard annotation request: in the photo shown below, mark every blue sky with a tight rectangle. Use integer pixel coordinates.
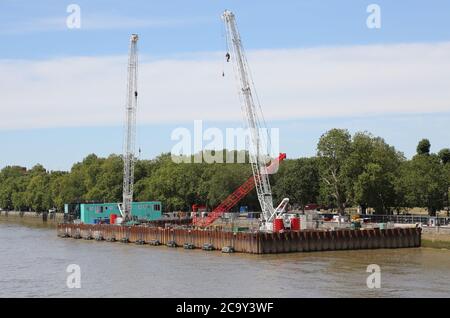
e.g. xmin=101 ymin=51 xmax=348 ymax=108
xmin=1 ymin=1 xmax=450 ymax=170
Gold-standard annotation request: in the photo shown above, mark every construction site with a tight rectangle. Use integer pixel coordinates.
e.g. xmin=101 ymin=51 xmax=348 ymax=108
xmin=57 ymin=10 xmax=422 ymax=254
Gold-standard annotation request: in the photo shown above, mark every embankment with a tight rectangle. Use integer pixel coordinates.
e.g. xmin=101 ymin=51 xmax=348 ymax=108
xmin=421 ymin=227 xmax=450 ymax=249
xmin=0 ymin=210 xmax=63 ymax=223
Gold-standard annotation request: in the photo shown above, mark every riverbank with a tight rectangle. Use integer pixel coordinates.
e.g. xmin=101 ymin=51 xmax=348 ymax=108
xmin=0 ymin=212 xmax=61 ymax=228
xmin=422 ymin=227 xmax=450 ymax=249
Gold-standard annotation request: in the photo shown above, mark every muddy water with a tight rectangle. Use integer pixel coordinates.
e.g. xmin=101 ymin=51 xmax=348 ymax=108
xmin=0 ymin=217 xmax=449 ymax=298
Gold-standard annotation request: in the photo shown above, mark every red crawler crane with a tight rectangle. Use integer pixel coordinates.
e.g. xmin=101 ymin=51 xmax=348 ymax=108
xmin=193 ymin=153 xmax=286 ymax=228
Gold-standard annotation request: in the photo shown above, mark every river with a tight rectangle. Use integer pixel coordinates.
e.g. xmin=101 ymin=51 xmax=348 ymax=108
xmin=1 ymin=217 xmax=449 ymax=298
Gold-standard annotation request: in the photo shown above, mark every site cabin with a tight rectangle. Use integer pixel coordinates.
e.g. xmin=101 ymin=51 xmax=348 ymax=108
xmin=64 ymin=201 xmax=162 ymax=224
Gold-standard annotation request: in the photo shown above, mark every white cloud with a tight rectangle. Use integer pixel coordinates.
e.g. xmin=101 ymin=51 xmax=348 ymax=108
xmin=1 ymin=42 xmax=450 ymax=130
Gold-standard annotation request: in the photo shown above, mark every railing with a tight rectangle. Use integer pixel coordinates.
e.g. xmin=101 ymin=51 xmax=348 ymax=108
xmin=362 ymin=214 xmax=450 ymax=225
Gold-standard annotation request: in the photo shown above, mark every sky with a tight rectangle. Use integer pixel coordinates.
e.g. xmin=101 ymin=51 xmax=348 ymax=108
xmin=0 ymin=0 xmax=449 ymax=170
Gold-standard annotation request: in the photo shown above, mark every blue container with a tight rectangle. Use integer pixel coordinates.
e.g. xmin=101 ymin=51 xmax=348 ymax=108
xmin=78 ymin=201 xmax=162 ymax=224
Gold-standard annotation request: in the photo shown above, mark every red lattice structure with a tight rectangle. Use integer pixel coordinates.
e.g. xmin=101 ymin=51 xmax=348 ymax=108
xmin=193 ymin=153 xmax=286 ymax=227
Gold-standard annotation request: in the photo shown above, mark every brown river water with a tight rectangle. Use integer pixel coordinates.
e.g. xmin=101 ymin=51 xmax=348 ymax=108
xmin=0 ymin=216 xmax=449 ymax=298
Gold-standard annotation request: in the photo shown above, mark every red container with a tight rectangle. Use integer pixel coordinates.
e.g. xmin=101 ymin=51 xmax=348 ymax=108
xmin=273 ymin=218 xmax=284 ymax=232
xmin=290 ymin=217 xmax=300 ymax=231
xmin=110 ymin=214 xmax=117 ymax=225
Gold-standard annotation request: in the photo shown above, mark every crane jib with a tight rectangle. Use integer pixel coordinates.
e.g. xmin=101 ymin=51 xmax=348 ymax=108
xmin=222 ymin=10 xmax=289 ymax=231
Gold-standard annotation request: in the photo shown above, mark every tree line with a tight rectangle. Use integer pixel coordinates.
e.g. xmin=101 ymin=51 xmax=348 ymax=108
xmin=0 ymin=129 xmax=449 ymax=215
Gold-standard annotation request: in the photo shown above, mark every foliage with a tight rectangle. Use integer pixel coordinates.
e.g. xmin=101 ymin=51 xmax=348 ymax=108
xmin=0 ymin=131 xmax=448 ymax=215
xmin=397 ymin=154 xmax=448 ymax=215
xmin=417 ymin=139 xmax=431 ymax=155
xmin=272 ymin=158 xmax=320 ymax=210
xmin=438 ymin=148 xmax=450 ymax=165
xmin=317 ymin=129 xmax=352 ymax=213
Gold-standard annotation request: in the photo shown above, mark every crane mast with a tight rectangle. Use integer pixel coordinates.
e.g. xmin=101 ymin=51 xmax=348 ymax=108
xmin=223 ymin=10 xmax=284 ymax=229
xmin=121 ymin=34 xmax=139 ymax=221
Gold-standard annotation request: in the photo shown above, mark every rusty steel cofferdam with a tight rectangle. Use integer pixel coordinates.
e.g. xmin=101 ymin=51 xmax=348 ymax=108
xmin=57 ymin=224 xmax=421 ymax=254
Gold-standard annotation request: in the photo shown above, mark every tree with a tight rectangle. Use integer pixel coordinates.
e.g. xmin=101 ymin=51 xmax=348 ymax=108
xmin=438 ymin=148 xmax=450 ymax=165
xmin=0 ymin=166 xmax=28 ymax=210
xmin=0 ymin=179 xmax=15 ymax=210
xmin=134 ymin=156 xmax=204 ymax=211
xmin=348 ymin=133 xmax=404 ymax=214
xmin=25 ymin=174 xmax=52 ymax=212
xmin=441 ymin=157 xmax=450 ymax=216
xmin=417 ymin=139 xmax=431 ymax=156
xmin=354 ymin=163 xmax=396 ymax=214
xmin=57 ymin=170 xmax=86 ymax=205
xmin=317 ymin=129 xmax=352 ymax=214
xmin=85 ymin=155 xmax=123 ymax=202
xmin=49 ymin=171 xmax=68 ymax=211
xmin=0 ymin=132 xmax=446 ymax=217
xmin=398 ymin=154 xmax=447 ymax=215
xmin=205 ymin=162 xmax=254 ymax=210
xmin=12 ymin=191 xmax=28 ymax=211
xmin=273 ymin=158 xmax=320 ymax=210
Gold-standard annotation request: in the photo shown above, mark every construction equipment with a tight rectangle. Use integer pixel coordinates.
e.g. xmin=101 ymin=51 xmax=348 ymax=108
xmin=119 ymin=34 xmax=139 ymax=221
xmin=222 ymin=10 xmax=289 ymax=232
xmin=193 ymin=153 xmax=286 ymax=227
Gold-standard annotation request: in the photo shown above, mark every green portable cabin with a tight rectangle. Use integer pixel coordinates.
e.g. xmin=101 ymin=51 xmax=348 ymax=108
xmin=79 ymin=201 xmax=162 ymax=224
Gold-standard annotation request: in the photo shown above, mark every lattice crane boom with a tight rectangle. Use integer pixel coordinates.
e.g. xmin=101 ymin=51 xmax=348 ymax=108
xmin=121 ymin=34 xmax=139 ymax=220
xmin=222 ymin=10 xmax=288 ymax=229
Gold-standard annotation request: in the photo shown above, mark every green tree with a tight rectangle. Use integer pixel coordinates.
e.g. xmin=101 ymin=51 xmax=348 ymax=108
xmin=438 ymin=148 xmax=450 ymax=165
xmin=398 ymin=154 xmax=447 ymax=215
xmin=354 ymin=163 xmax=396 ymax=214
xmin=85 ymin=155 xmax=123 ymax=202
xmin=205 ymin=163 xmax=253 ymax=209
xmin=49 ymin=171 xmax=68 ymax=211
xmin=417 ymin=139 xmax=431 ymax=155
xmin=57 ymin=170 xmax=86 ymax=204
xmin=441 ymin=156 xmax=450 ymax=216
xmin=273 ymin=158 xmax=320 ymax=210
xmin=25 ymin=174 xmax=52 ymax=212
xmin=0 ymin=166 xmax=28 ymax=210
xmin=349 ymin=133 xmax=404 ymax=214
xmin=134 ymin=156 xmax=202 ymax=211
xmin=317 ymin=129 xmax=352 ymax=214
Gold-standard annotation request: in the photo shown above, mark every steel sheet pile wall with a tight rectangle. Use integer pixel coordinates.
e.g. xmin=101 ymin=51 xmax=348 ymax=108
xmin=57 ymin=224 xmax=421 ymax=254
xmin=258 ymin=228 xmax=421 ymax=253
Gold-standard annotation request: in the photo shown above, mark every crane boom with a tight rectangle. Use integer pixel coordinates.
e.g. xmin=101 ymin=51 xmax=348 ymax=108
xmin=193 ymin=153 xmax=286 ymax=228
xmin=223 ymin=10 xmax=283 ymax=228
xmin=121 ymin=34 xmax=139 ymax=220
